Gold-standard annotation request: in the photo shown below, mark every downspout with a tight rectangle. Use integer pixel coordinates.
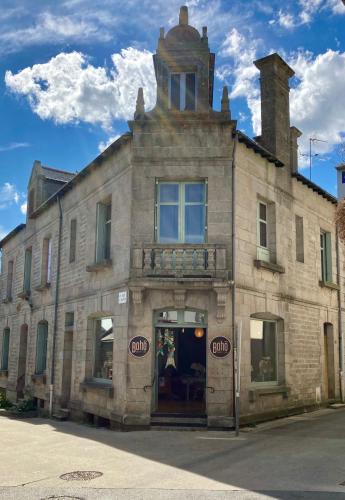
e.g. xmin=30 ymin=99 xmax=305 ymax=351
xmin=336 ymin=228 xmax=344 ymax=402
xmin=49 ymin=195 xmax=63 ymax=417
xmin=231 ymin=130 xmax=239 ymax=434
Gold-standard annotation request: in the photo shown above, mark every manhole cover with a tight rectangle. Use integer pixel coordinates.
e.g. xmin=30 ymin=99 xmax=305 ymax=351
xmin=41 ymin=497 xmax=85 ymax=500
xmin=59 ymin=471 xmax=103 ymax=481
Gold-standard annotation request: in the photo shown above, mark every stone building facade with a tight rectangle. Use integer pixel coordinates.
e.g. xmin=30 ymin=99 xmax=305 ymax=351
xmin=0 ymin=6 xmax=343 ymax=429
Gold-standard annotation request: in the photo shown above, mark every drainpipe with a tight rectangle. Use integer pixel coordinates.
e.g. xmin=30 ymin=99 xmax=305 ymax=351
xmin=49 ymin=195 xmax=63 ymax=417
xmin=231 ymin=130 xmax=239 ymax=434
xmin=336 ymin=229 xmax=344 ymax=402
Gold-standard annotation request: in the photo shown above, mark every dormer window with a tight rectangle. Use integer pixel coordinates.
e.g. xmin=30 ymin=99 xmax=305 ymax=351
xmin=169 ymin=72 xmax=196 ymax=111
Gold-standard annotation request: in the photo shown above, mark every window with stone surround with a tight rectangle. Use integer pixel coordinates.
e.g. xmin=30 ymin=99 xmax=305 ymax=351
xmin=250 ymin=315 xmax=285 ymax=386
xmin=320 ymin=231 xmax=332 ymax=282
xmin=95 ymin=200 xmax=111 ymax=263
xmin=156 ymin=181 xmax=206 ymax=244
xmin=169 ymin=72 xmax=196 ymax=111
xmin=35 ymin=321 xmax=48 ymax=375
xmin=256 ymin=198 xmax=276 ymax=264
xmin=1 ymin=328 xmax=10 ymax=371
xmin=93 ymin=317 xmax=113 ymax=381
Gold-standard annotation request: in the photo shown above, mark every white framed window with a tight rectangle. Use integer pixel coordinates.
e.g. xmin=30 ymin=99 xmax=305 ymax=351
xmin=320 ymin=231 xmax=332 ymax=282
xmin=69 ymin=219 xmax=77 ymax=263
xmin=168 ymin=72 xmax=196 ymax=111
xmin=250 ymin=319 xmax=277 ymax=384
xmin=93 ymin=317 xmax=113 ymax=381
xmin=95 ymin=200 xmax=111 ymax=263
xmin=156 ymin=181 xmax=206 ymax=244
xmin=257 ymin=201 xmax=270 ymax=262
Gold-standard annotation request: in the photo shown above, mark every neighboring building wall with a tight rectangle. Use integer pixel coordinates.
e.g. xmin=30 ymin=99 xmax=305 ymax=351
xmin=235 ymin=141 xmax=341 ymax=420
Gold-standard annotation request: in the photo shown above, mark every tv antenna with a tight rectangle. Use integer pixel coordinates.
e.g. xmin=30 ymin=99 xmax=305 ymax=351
xmin=309 ymin=137 xmax=327 ymax=180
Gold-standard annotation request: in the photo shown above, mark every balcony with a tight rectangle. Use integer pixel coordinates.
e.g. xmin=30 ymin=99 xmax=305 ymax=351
xmin=132 ymin=245 xmax=227 ymax=279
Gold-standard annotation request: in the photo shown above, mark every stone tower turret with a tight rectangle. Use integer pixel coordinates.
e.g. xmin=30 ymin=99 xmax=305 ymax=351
xmin=153 ymin=6 xmax=215 ymax=114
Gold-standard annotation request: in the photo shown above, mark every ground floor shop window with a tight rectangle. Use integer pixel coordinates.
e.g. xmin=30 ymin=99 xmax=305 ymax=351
xmin=94 ymin=317 xmax=113 ymax=380
xmin=250 ymin=319 xmax=277 ymax=383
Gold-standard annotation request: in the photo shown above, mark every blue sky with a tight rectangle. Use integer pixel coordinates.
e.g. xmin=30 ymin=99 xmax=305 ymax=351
xmin=0 ymin=0 xmax=344 ymax=238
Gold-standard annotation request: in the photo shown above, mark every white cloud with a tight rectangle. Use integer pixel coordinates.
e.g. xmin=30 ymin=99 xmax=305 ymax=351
xmin=20 ymin=202 xmax=27 ymax=215
xmin=98 ymin=134 xmax=121 ymax=153
xmin=0 ymin=183 xmax=20 ymax=209
xmin=0 ymin=10 xmax=113 ymax=53
xmin=5 ymin=48 xmax=156 ymax=130
xmin=217 ymin=29 xmax=261 ymax=132
xmin=217 ymin=28 xmax=345 ymax=163
xmin=0 ymin=142 xmax=30 ymax=152
xmin=277 ymin=10 xmax=297 ymax=29
xmin=0 ymin=226 xmax=8 ymax=240
xmin=289 ymin=49 xmax=345 ymax=154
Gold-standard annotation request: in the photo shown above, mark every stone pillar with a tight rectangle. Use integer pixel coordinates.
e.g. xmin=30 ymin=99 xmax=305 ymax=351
xmin=254 ymin=53 xmax=295 ymax=167
xmin=290 ymin=126 xmax=302 ymax=174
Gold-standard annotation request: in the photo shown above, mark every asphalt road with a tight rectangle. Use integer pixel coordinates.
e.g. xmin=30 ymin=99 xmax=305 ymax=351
xmin=0 ymin=407 xmax=345 ymax=499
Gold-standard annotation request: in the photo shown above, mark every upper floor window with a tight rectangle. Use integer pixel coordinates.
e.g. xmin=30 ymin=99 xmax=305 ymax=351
xmin=1 ymin=328 xmax=10 ymax=371
xmin=156 ymin=181 xmax=206 ymax=244
xmin=94 ymin=317 xmax=113 ymax=380
xmin=35 ymin=321 xmax=48 ymax=375
xmin=257 ymin=201 xmax=269 ymax=262
xmin=320 ymin=231 xmax=332 ymax=282
xmin=169 ymin=72 xmax=196 ymax=111
xmin=69 ymin=219 xmax=77 ymax=263
xmin=6 ymin=260 xmax=14 ymax=300
xmin=23 ymin=248 xmax=32 ymax=293
xmin=96 ymin=200 xmax=111 ymax=263
xmin=41 ymin=238 xmax=52 ymax=285
xmin=250 ymin=319 xmax=277 ymax=384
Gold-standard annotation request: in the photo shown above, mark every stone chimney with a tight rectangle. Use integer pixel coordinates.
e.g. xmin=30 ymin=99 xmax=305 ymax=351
xmin=336 ymin=163 xmax=345 ymax=199
xmin=254 ymin=53 xmax=295 ymax=167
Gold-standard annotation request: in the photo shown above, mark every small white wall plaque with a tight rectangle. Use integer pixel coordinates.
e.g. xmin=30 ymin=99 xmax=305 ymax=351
xmin=118 ymin=291 xmax=127 ymax=304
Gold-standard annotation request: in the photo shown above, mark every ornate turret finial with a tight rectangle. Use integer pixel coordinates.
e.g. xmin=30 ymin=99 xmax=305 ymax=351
xmin=134 ymin=87 xmax=145 ymax=119
xmin=179 ymin=6 xmax=188 ymax=25
xmin=221 ymin=86 xmax=230 ymax=113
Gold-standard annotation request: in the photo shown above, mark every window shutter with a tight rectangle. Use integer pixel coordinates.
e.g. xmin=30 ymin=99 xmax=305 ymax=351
xmin=2 ymin=329 xmax=10 ymax=370
xmin=7 ymin=261 xmax=13 ymax=299
xmin=295 ymin=215 xmax=304 ymax=263
xmin=69 ymin=219 xmax=77 ymax=263
xmin=36 ymin=323 xmax=48 ymax=374
xmin=96 ymin=203 xmax=107 ymax=263
xmin=325 ymin=232 xmax=332 ymax=282
xmin=24 ymin=249 xmax=32 ymax=292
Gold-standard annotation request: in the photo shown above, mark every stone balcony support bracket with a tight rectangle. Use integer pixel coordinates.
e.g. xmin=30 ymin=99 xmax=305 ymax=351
xmin=214 ymin=284 xmax=229 ymax=323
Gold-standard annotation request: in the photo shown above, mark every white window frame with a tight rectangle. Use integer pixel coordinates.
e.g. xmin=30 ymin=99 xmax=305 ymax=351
xmin=257 ymin=201 xmax=270 ymax=262
xmin=168 ymin=72 xmax=197 ymax=111
xmin=155 ymin=181 xmax=207 ymax=244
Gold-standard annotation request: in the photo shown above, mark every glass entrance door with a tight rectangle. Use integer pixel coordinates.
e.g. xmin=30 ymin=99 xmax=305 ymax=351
xmin=154 ymin=309 xmax=207 ymax=415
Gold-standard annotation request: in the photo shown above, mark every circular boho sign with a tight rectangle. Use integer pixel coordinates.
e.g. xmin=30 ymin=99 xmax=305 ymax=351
xmin=129 ymin=336 xmax=150 ymax=358
xmin=209 ymin=336 xmax=231 ymax=358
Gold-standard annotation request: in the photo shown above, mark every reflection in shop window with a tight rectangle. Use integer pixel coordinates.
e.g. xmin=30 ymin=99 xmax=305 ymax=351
xmin=94 ymin=317 xmax=113 ymax=380
xmin=157 ymin=310 xmax=206 ymax=326
xmin=250 ymin=319 xmax=277 ymax=383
